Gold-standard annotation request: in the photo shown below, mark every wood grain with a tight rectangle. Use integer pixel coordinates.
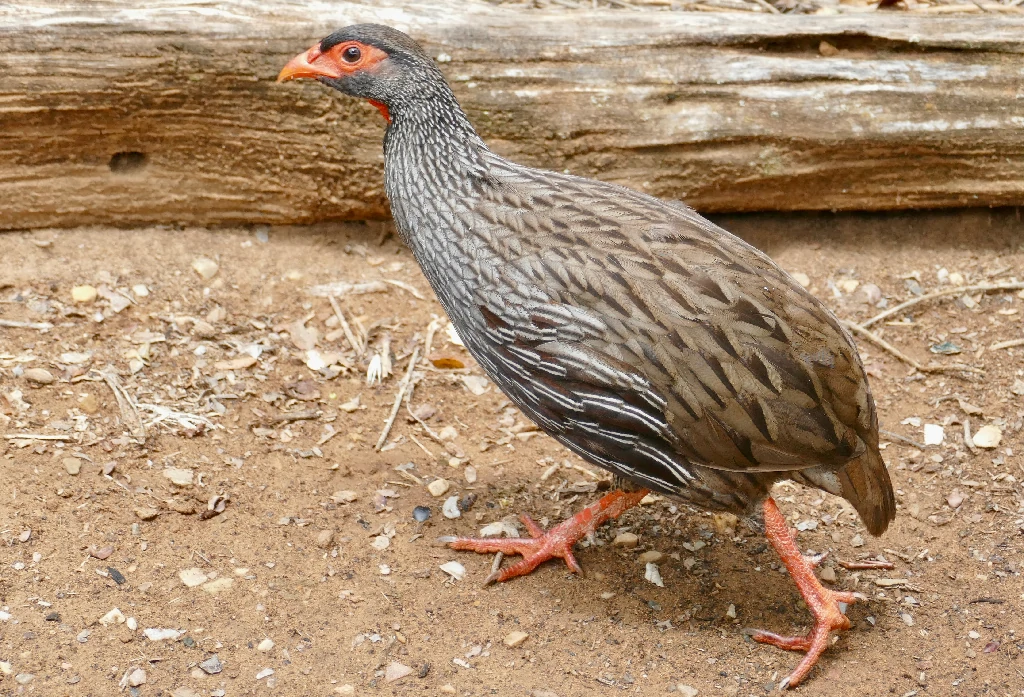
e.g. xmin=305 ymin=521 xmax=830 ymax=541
xmin=1 ymin=1 xmax=1023 ymax=229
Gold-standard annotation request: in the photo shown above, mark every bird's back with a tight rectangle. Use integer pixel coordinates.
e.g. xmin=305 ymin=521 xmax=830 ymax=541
xmin=389 ymin=139 xmax=895 ymax=533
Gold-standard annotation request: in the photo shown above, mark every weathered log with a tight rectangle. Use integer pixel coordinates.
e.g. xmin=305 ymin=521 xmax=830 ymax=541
xmin=1 ymin=1 xmax=1023 ymax=230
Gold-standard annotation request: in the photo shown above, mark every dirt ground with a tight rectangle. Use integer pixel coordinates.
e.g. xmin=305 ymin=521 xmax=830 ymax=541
xmin=1 ymin=209 xmax=1023 ymax=697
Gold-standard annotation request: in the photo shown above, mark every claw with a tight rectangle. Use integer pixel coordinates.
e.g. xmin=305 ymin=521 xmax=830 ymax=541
xmin=447 ymin=489 xmax=649 ymax=584
xmin=748 ymin=498 xmax=868 ymax=689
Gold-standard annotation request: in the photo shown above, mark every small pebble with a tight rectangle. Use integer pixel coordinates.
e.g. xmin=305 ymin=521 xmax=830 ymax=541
xmin=0 ymin=661 xmax=11 ymax=675
xmin=202 ymin=578 xmax=234 ymax=594
xmin=90 ymin=545 xmax=114 ymax=560
xmin=503 ymin=631 xmax=529 ymax=648
xmin=384 ymin=661 xmax=414 ymax=683
xmin=413 ymin=505 xmax=431 ymax=522
xmin=257 ymin=638 xmax=274 ymax=652
xmin=192 ymin=257 xmax=219 ymax=280
xmin=163 ymin=468 xmax=194 ymax=486
xmin=335 ymin=686 xmax=356 ymax=696
xmin=638 ymin=550 xmax=663 ymax=563
xmin=725 ymin=603 xmax=737 ymax=619
xmin=199 ymin=655 xmax=223 ymax=675
xmin=427 ymin=478 xmax=451 ymax=497
xmin=135 ymin=507 xmax=159 ymax=521
xmin=255 ymin=667 xmax=274 ymax=680
xmin=127 ymin=668 xmax=147 ymax=687
xmin=144 ymin=628 xmax=183 ymax=642
xmin=23 ymin=368 xmax=55 ymax=385
xmin=371 ymin=535 xmax=390 ymax=551
xmin=316 ymin=529 xmax=335 ymax=549
xmin=923 ymin=424 xmax=944 ymax=446
xmin=179 ymin=568 xmax=208 ymax=588
xmin=676 ymin=686 xmax=699 ymax=697
xmin=331 ymin=490 xmax=358 ymax=503
xmin=645 ymin=562 xmax=664 ymax=587
xmin=818 ymin=566 xmax=837 ymax=583
xmin=15 ymin=673 xmax=33 ymax=685
xmin=613 ymin=532 xmax=639 ymax=548
xmin=99 ymin=607 xmax=125 ymax=626
xmin=972 ymin=424 xmax=1001 ymax=449
xmin=78 ymin=393 xmax=99 ymax=413
xmin=63 ymin=457 xmax=82 ymax=475
xmin=442 ymin=495 xmax=461 ymax=519
xmin=71 ymin=285 xmax=98 ymax=303
xmin=440 ymin=561 xmax=466 ymax=581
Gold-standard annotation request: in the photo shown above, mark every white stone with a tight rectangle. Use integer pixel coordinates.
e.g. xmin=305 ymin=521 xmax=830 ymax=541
xmin=163 ymin=467 xmax=194 ymax=486
xmin=202 ymin=578 xmax=234 ymax=594
xmin=442 ymin=495 xmax=461 ymax=519
xmin=972 ymin=424 xmax=1001 ymax=449
xmin=179 ymin=567 xmax=208 ymax=587
xmin=143 ymin=628 xmax=184 ymax=642
xmin=503 ymin=631 xmax=529 ymax=647
xmin=645 ymin=562 xmax=664 ymax=587
xmin=257 ymin=638 xmax=274 ymax=652
xmin=923 ymin=424 xmax=944 ymax=446
xmin=440 ymin=561 xmax=466 ymax=581
xmin=192 ymin=257 xmax=219 ymax=280
xmin=427 ymin=478 xmax=450 ymax=497
xmin=384 ymin=661 xmax=414 ymax=683
xmin=127 ymin=668 xmax=147 ymax=686
xmin=99 ymin=607 xmax=125 ymax=626
xmin=71 ymin=285 xmax=98 ymax=303
xmin=613 ymin=532 xmax=639 ymax=548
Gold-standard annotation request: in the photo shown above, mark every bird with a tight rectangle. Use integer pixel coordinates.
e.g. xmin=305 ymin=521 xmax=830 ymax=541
xmin=278 ymin=24 xmax=896 ymax=689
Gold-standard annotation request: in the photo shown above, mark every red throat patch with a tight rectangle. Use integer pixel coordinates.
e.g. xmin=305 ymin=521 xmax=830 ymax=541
xmin=367 ymin=100 xmax=391 ymax=123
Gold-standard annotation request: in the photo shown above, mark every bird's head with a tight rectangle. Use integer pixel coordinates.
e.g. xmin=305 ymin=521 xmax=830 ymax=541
xmin=277 ymin=24 xmax=440 ymax=123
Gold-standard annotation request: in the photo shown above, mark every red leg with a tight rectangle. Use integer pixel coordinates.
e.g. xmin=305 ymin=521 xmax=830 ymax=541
xmin=745 ymin=497 xmax=866 ymax=689
xmin=448 ymin=489 xmax=649 ymax=585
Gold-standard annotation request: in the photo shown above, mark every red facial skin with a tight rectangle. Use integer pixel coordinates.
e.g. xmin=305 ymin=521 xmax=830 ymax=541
xmin=277 ymin=41 xmax=391 ymax=122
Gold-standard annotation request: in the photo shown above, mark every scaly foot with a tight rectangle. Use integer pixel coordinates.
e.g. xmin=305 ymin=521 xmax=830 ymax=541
xmin=744 ymin=497 xmax=867 ymax=690
xmin=448 ymin=488 xmax=649 ymax=584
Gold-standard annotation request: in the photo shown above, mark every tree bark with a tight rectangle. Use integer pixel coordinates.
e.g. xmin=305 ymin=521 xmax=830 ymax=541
xmin=2 ymin=1 xmax=1023 ymax=230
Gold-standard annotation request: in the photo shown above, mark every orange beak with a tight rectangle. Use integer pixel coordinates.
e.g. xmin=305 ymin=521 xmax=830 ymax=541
xmin=277 ymin=44 xmax=341 ymax=83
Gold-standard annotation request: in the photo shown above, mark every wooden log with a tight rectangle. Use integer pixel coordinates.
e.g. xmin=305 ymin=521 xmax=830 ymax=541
xmin=1 ymin=1 xmax=1023 ymax=230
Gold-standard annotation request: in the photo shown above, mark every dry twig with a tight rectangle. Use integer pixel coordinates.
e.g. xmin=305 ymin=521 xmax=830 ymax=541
xmin=878 ymin=429 xmax=925 ymax=450
xmin=841 ymin=320 xmax=984 ymax=376
xmin=0 ymin=319 xmax=53 ymax=331
xmin=837 ymin=559 xmax=896 ymax=570
xmin=989 ymin=337 xmax=1024 ymax=351
xmin=861 ymin=281 xmax=1024 ymax=328
xmin=102 ymin=370 xmax=146 ymax=442
xmin=328 ymin=295 xmax=362 ymax=356
xmin=375 ymin=347 xmax=420 ymax=450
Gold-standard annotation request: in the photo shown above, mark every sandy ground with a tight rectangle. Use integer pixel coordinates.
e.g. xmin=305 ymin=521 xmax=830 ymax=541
xmin=1 ymin=209 xmax=1023 ymax=697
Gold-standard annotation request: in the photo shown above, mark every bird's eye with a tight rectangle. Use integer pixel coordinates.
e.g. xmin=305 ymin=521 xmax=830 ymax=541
xmin=341 ymin=46 xmax=362 ymax=63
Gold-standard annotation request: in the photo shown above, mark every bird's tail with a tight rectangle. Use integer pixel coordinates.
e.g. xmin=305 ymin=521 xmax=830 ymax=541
xmin=836 ymin=446 xmax=896 ymax=536
xmin=793 ymin=445 xmax=895 ymax=536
